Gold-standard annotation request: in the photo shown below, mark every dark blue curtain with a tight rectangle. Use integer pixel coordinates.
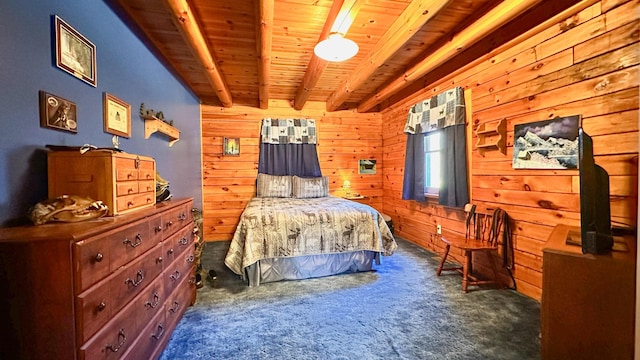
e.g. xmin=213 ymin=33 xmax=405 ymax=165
xmin=258 ymin=143 xmax=321 ymax=177
xmin=439 ymin=124 xmax=468 ymax=207
xmin=402 ymin=86 xmax=469 ymax=207
xmin=402 ymin=133 xmax=426 ymax=202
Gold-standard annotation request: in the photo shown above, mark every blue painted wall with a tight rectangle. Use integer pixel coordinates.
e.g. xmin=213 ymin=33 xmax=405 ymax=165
xmin=0 ymin=0 xmax=203 ymax=225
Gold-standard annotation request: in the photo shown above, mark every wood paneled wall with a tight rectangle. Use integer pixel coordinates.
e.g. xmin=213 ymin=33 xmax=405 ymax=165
xmin=201 ymin=100 xmax=383 ymax=241
xmin=380 ymin=0 xmax=638 ymax=300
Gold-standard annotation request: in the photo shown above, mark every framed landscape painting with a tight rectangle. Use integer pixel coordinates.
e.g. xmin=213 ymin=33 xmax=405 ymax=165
xmin=512 ymin=115 xmax=581 ymax=169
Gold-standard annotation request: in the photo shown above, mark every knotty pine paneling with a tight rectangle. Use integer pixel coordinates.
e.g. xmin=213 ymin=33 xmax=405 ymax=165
xmin=201 ymin=100 xmax=383 ymax=241
xmin=381 ymin=0 xmax=638 ymax=301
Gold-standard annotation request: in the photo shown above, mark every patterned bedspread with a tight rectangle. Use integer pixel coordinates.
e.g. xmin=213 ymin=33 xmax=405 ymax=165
xmin=225 ymin=196 xmax=397 ymax=275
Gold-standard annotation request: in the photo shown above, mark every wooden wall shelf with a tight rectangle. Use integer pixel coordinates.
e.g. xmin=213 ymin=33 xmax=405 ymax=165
xmin=144 ymin=117 xmax=180 ymax=146
xmin=475 ymin=118 xmax=506 ymax=155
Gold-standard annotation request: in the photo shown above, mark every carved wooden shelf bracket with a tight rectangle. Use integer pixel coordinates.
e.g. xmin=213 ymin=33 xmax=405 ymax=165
xmin=144 ymin=117 xmax=180 ymax=147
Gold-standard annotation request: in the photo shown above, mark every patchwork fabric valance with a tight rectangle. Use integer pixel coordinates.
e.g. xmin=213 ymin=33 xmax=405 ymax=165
xmin=261 ymin=118 xmax=317 ymax=144
xmin=404 ymin=87 xmax=465 ymax=134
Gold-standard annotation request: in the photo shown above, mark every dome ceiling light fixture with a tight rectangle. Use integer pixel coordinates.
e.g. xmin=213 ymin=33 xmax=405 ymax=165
xmin=314 ymin=32 xmax=359 ymax=62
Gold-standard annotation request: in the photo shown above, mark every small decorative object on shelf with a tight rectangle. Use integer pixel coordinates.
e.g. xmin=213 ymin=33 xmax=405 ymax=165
xmin=140 ymin=103 xmax=180 ymax=146
xmin=475 ymin=118 xmax=506 ymax=155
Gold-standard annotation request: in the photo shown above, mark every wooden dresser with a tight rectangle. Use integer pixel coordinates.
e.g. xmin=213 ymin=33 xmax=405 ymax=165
xmin=541 ymin=224 xmax=636 ymax=360
xmin=0 ymin=198 xmax=196 ymax=360
xmin=48 ymin=150 xmax=156 ymax=216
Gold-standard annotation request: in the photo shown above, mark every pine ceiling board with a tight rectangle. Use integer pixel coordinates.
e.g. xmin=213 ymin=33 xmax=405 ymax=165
xmin=341 ymin=0 xmax=502 ymax=104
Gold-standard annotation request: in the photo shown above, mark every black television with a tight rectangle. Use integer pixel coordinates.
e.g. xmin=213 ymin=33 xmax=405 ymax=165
xmin=578 ymin=128 xmax=613 ymax=254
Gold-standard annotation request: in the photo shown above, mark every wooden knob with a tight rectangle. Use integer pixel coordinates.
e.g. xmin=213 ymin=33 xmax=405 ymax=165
xmin=95 ymin=253 xmax=104 ymax=262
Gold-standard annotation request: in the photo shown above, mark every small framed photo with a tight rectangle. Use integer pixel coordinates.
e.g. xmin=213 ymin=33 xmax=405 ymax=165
xmin=103 ymin=93 xmax=131 ymax=138
xmin=358 ymin=159 xmax=377 ymax=174
xmin=39 ymin=91 xmax=77 ymax=133
xmin=54 ymin=15 xmax=97 ymax=87
xmin=223 ymin=137 xmax=240 ymax=156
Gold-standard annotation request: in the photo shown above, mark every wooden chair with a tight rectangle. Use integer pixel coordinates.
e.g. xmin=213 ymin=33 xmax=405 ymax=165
xmin=436 ymin=204 xmax=506 ymax=292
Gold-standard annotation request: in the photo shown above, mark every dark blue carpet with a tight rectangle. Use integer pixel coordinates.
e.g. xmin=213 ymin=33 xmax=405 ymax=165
xmin=160 ymin=238 xmax=540 ymax=359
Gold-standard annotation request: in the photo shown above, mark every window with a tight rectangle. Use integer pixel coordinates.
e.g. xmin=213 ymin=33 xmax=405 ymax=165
xmin=424 ymin=131 xmax=441 ymax=196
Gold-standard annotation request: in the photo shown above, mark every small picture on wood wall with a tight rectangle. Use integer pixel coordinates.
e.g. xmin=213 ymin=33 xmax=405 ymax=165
xmin=358 ymin=159 xmax=377 ymax=174
xmin=512 ymin=115 xmax=581 ymax=169
xmin=223 ymin=137 xmax=240 ymax=156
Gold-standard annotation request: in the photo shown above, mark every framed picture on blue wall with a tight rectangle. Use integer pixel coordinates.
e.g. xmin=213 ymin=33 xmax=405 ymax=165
xmin=39 ymin=91 xmax=77 ymax=133
xmin=54 ymin=15 xmax=97 ymax=87
xmin=103 ymin=93 xmax=131 ymax=138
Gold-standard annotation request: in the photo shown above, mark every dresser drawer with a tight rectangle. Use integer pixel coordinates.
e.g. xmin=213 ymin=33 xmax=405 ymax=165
xmin=116 ymin=181 xmax=138 ymax=196
xmin=116 ymin=192 xmax=156 ymax=213
xmin=76 ymin=277 xmax=112 ymax=344
xmin=79 ymin=294 xmax=139 ymax=360
xmin=110 ymin=219 xmax=156 ymax=271
xmin=75 ymin=234 xmax=111 ymax=292
xmin=163 ymin=225 xmax=194 ymax=267
xmin=139 ymin=180 xmax=155 ymax=194
xmin=163 ymin=247 xmax=195 ymax=295
xmin=110 ymin=244 xmax=163 ymax=315
xmin=135 ymin=276 xmax=165 ymax=332
xmin=122 ymin=308 xmax=166 ymax=360
xmin=165 ymin=275 xmax=196 ymax=332
xmin=138 ymin=164 xmax=155 ymax=183
xmin=162 ymin=203 xmax=192 ymax=237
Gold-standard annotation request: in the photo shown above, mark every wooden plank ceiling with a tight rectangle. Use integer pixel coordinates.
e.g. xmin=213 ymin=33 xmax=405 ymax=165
xmin=107 ymin=0 xmax=583 ymax=112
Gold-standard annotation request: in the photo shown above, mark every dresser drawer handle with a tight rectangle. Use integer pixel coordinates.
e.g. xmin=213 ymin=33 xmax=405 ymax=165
xmin=154 ymin=225 xmax=163 ymax=233
xmin=127 ymin=188 xmax=134 ymax=194
xmin=97 ymin=301 xmax=107 ymax=312
xmin=147 ymin=185 xmax=153 ymax=191
xmin=145 ymin=292 xmax=160 ymax=309
xmin=170 ymin=270 xmax=181 ymax=282
xmin=127 ymin=201 xmax=134 ymax=208
xmin=94 ymin=252 xmax=104 ymax=263
xmin=125 ymin=270 xmax=145 ymax=287
xmin=146 ymin=197 xmax=153 ymax=204
xmin=178 ymin=237 xmax=188 ymax=246
xmin=169 ymin=300 xmax=180 ymax=313
xmin=186 ymin=255 xmax=195 ymax=263
xmin=127 ymin=172 xmax=134 ymax=179
xmin=166 ymin=221 xmax=174 ymax=229
xmin=123 ymin=234 xmax=143 ymax=248
xmin=157 ymin=256 xmax=163 ymax=264
xmin=151 ymin=323 xmax=165 ymax=341
xmin=178 ymin=213 xmax=187 ymax=221
xmin=167 ymin=248 xmax=174 ymax=255
xmin=105 ymin=328 xmax=126 ymax=353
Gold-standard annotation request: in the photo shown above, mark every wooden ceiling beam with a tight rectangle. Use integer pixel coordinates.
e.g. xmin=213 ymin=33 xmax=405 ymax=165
xmin=292 ymin=0 xmax=359 ymax=110
xmin=255 ymin=0 xmax=274 ymax=109
xmin=164 ymin=0 xmax=233 ymax=107
xmin=325 ymin=0 xmax=451 ymax=112
xmin=357 ymin=0 xmax=543 ymax=113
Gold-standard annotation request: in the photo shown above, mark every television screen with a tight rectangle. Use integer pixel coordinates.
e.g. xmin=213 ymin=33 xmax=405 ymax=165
xmin=578 ymin=128 xmax=613 ymax=254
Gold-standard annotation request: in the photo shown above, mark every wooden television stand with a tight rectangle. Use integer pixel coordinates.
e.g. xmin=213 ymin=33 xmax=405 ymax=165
xmin=541 ymin=224 xmax=636 ymax=360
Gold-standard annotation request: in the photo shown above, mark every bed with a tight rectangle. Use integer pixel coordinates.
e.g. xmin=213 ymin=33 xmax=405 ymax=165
xmin=225 ymin=174 xmax=397 ymax=286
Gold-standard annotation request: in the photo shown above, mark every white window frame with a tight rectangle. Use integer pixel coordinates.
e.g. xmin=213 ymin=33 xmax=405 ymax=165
xmin=424 ymin=130 xmax=441 ymax=197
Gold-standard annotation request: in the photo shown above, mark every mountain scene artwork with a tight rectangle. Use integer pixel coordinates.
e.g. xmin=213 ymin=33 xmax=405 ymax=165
xmin=512 ymin=115 xmax=581 ymax=169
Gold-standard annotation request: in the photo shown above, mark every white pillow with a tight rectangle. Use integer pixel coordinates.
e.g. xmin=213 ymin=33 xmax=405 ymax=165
xmin=292 ymin=176 xmax=329 ymax=198
xmin=256 ymin=173 xmax=292 ymax=198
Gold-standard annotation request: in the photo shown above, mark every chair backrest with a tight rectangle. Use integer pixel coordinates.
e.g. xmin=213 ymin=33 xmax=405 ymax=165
xmin=464 ymin=204 xmax=505 ymax=247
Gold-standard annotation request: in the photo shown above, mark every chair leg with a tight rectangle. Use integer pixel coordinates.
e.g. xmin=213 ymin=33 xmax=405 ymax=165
xmin=436 ymin=244 xmax=450 ymax=276
xmin=488 ymin=251 xmax=500 ymax=288
xmin=462 ymin=250 xmax=471 ymax=293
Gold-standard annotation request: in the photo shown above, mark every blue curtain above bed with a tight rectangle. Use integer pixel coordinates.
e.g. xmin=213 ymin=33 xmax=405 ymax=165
xmin=258 ymin=118 xmax=322 ymax=177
